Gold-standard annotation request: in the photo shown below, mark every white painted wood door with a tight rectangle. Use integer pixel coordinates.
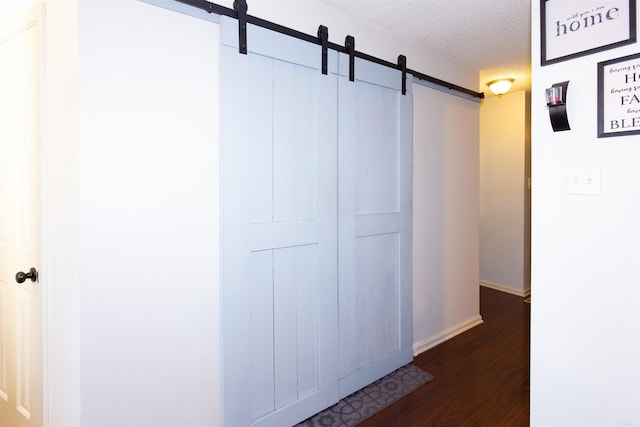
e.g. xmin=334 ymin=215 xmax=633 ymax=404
xmin=0 ymin=6 xmax=43 ymax=427
xmin=337 ymin=56 xmax=413 ymax=398
xmin=220 ymin=17 xmax=339 ymax=427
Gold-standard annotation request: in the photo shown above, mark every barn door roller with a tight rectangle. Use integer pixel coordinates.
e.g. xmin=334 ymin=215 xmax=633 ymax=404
xmin=318 ymin=25 xmax=329 ymax=75
xmin=345 ymin=35 xmax=355 ymax=82
xmin=233 ymin=0 xmax=248 ymax=54
xmin=398 ymin=55 xmax=407 ymax=95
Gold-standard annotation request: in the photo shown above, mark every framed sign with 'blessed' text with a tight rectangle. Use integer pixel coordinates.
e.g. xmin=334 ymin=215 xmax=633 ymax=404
xmin=598 ymin=52 xmax=640 ymax=137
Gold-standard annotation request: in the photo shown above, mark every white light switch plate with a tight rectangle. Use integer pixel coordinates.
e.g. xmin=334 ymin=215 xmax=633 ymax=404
xmin=565 ymin=167 xmax=601 ymax=195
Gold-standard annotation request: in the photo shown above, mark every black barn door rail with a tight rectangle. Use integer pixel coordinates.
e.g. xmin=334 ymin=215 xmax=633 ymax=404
xmin=175 ymin=0 xmax=484 ymax=99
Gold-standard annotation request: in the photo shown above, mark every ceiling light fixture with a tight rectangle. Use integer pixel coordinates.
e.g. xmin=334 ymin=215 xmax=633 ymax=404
xmin=487 ymin=78 xmax=514 ymax=97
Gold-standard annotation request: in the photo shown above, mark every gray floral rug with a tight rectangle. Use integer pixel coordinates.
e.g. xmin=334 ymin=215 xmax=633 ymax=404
xmin=295 ymin=364 xmax=434 ymax=427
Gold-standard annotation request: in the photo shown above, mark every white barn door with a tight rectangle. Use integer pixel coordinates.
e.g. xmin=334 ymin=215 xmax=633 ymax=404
xmin=337 ymin=56 xmax=413 ymax=398
xmin=220 ymin=17 xmax=339 ymax=427
xmin=220 ymin=16 xmax=413 ymax=425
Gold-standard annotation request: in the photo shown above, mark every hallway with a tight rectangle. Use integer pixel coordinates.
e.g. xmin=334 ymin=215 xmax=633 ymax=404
xmin=360 ymin=287 xmax=530 ymax=426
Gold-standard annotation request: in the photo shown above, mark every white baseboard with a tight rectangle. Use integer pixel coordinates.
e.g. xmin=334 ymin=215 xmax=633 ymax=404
xmin=480 ymin=280 xmax=531 ymax=297
xmin=413 ymin=315 xmax=484 ymax=357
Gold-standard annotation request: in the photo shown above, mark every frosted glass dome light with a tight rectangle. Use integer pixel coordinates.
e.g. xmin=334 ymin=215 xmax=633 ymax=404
xmin=487 ymin=78 xmax=514 ymax=96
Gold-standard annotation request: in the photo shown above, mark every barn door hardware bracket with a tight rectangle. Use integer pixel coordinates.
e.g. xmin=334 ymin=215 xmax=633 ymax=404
xmin=345 ymin=35 xmax=355 ymax=82
xmin=233 ymin=0 xmax=248 ymax=54
xmin=318 ymin=25 xmax=329 ymax=75
xmin=398 ymin=55 xmax=407 ymax=95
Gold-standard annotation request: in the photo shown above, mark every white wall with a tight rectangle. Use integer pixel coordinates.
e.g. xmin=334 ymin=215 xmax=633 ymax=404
xmin=77 ymin=1 xmax=220 ymax=426
xmin=479 ymin=91 xmax=531 ymax=296
xmin=531 ymin=2 xmax=640 ymax=425
xmin=412 ymin=84 xmax=482 ymax=353
xmin=43 ymin=1 xmax=81 ymax=426
xmin=25 ymin=0 xmax=480 ymax=425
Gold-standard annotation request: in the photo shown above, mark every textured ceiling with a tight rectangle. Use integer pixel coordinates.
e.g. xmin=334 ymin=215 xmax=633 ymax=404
xmin=317 ymin=0 xmax=532 ymax=96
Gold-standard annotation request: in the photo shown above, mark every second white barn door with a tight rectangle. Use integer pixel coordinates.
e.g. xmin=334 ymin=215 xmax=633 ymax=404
xmin=220 ymin=16 xmax=413 ymax=426
xmin=336 ymin=57 xmax=414 ymax=398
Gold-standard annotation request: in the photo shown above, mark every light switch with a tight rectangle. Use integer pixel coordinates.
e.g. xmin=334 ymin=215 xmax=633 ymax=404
xmin=565 ymin=167 xmax=601 ymax=195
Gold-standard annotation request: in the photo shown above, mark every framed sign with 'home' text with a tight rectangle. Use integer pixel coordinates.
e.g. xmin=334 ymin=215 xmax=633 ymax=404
xmin=541 ymin=0 xmax=637 ymax=66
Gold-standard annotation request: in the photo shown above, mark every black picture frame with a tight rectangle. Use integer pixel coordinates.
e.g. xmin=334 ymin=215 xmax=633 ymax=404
xmin=597 ymin=52 xmax=640 ymax=137
xmin=541 ymin=0 xmax=637 ymax=66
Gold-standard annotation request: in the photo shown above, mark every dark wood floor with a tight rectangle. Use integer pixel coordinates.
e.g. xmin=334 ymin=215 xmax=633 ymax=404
xmin=359 ymin=287 xmax=530 ymax=427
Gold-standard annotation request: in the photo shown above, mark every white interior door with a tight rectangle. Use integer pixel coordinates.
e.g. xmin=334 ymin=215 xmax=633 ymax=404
xmin=0 ymin=6 xmax=43 ymax=427
xmin=220 ymin=17 xmax=339 ymax=427
xmin=337 ymin=56 xmax=413 ymax=398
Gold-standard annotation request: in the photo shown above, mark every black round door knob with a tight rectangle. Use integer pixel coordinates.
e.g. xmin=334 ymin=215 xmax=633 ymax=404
xmin=15 ymin=267 xmax=38 ymax=284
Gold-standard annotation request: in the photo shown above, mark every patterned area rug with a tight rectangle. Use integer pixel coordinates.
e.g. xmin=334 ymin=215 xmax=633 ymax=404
xmin=296 ymin=364 xmax=434 ymax=427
